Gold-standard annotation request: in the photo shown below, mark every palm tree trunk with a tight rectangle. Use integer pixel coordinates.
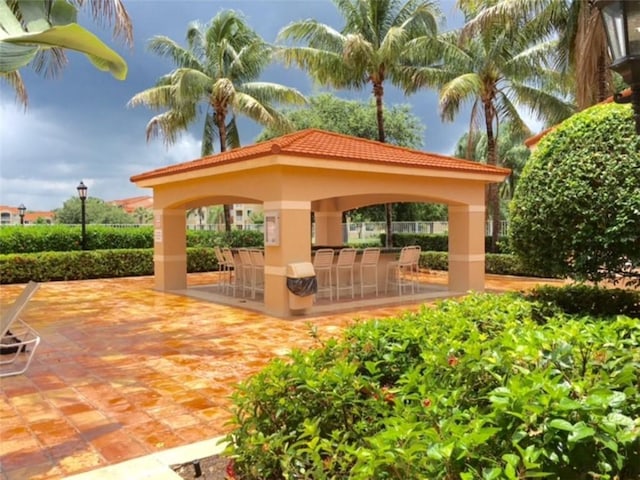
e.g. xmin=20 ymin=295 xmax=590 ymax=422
xmin=373 ymin=80 xmax=393 ymax=248
xmin=217 ymin=110 xmax=233 ymax=232
xmin=484 ymin=102 xmax=500 ymax=251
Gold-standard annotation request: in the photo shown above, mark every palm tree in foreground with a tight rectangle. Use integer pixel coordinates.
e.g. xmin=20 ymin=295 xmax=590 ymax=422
xmin=276 ymin=0 xmax=441 ymax=247
xmin=460 ymin=0 xmax=613 ymax=110
xmin=406 ymin=4 xmax=575 ymax=249
xmin=1 ymin=0 xmax=132 ymax=107
xmin=128 ymin=10 xmax=306 ymax=231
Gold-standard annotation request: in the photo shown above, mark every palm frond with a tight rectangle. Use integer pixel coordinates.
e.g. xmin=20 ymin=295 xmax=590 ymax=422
xmin=277 ymin=20 xmax=345 ymax=53
xmin=0 ymin=70 xmax=28 ymax=108
xmin=507 ymin=81 xmax=576 ymax=127
xmin=439 ymin=73 xmax=482 ymax=122
xmin=240 ymin=82 xmax=307 ymax=107
xmin=147 ymin=36 xmax=202 ymax=71
xmin=72 ymin=0 xmax=133 ymax=45
xmin=144 ymin=106 xmax=197 ymax=147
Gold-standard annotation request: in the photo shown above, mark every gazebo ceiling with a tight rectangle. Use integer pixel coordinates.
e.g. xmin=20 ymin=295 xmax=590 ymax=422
xmin=131 ymin=128 xmax=510 ymax=186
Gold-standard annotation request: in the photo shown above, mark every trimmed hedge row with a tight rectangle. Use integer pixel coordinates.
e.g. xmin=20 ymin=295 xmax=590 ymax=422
xmin=384 ymin=232 xmax=510 ymax=254
xmin=420 ymin=251 xmax=553 ymax=278
xmin=0 ymin=249 xmax=555 ymax=284
xmin=0 ymin=226 xmax=263 ymax=254
xmin=0 ymin=248 xmax=219 ymax=284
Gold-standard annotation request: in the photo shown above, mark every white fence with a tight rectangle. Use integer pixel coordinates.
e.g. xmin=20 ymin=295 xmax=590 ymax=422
xmin=187 ymin=220 xmax=509 ymax=238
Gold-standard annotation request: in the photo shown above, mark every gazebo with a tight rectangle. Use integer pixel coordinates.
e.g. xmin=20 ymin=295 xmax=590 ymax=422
xmin=131 ymin=129 xmax=510 ymax=317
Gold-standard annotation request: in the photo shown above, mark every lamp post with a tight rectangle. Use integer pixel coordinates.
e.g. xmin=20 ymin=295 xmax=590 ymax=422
xmin=18 ymin=204 xmax=26 ymax=225
xmin=77 ymin=181 xmax=88 ymax=250
xmin=595 ymin=0 xmax=640 ymax=134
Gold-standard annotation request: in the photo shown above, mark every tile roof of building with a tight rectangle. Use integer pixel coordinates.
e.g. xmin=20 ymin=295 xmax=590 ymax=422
xmin=131 ymin=129 xmax=510 ymax=183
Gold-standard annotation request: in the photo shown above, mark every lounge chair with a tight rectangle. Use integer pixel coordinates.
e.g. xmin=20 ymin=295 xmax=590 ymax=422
xmin=1 ymin=281 xmax=41 ymax=378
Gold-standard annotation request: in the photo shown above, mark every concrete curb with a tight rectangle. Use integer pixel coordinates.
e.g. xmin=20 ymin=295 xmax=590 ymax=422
xmin=63 ymin=436 xmax=227 ymax=480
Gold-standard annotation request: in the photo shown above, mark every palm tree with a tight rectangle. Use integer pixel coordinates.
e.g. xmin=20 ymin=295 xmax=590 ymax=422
xmin=128 ymin=10 xmax=306 ymax=231
xmin=405 ymin=5 xmax=575 ymax=249
xmin=460 ymin=0 xmax=613 ymax=109
xmin=1 ymin=0 xmax=131 ymax=107
xmin=276 ymin=0 xmax=441 ymax=247
xmin=454 ymin=123 xmax=531 ymax=220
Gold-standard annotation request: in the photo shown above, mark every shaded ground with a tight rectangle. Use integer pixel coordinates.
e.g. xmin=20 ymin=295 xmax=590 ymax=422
xmin=172 ymin=454 xmax=229 ymax=479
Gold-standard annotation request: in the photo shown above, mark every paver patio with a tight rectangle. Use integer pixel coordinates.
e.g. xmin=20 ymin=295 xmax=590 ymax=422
xmin=0 ymin=272 xmax=565 ymax=480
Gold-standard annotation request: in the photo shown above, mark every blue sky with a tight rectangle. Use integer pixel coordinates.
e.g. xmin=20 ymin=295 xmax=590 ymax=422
xmin=0 ymin=0 xmax=500 ymax=212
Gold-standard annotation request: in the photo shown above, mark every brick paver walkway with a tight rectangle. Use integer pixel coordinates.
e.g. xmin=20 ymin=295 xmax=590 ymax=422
xmin=0 ymin=272 xmax=564 ymax=479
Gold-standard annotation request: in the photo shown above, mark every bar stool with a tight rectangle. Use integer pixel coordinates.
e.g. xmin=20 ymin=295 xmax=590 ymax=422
xmin=222 ymin=248 xmax=239 ymax=296
xmin=249 ymin=249 xmax=265 ymax=299
xmin=358 ymin=247 xmax=380 ymax=298
xmin=213 ymin=246 xmax=229 ymax=292
xmin=386 ymin=246 xmax=416 ymax=295
xmin=334 ymin=248 xmax=357 ymax=300
xmin=313 ymin=249 xmax=335 ymax=301
xmin=237 ymin=248 xmax=254 ymax=298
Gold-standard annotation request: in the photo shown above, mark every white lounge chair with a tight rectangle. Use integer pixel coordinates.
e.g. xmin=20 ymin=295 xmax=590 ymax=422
xmin=1 ymin=281 xmax=41 ymax=378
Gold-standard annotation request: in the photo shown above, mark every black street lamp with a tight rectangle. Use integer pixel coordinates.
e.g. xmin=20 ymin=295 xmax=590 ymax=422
xmin=77 ymin=181 xmax=88 ymax=250
xmin=595 ymin=0 xmax=640 ymax=134
xmin=18 ymin=204 xmax=26 ymax=225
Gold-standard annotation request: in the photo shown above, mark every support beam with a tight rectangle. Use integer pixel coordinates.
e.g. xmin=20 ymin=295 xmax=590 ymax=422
xmin=153 ymin=208 xmax=187 ymax=291
xmin=314 ymin=211 xmax=342 ymax=246
xmin=448 ymin=205 xmax=486 ymax=292
xmin=263 ymin=201 xmax=312 ymax=316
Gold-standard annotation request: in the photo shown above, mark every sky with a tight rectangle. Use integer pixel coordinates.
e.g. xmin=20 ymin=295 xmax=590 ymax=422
xmin=0 ymin=0 xmax=510 ymax=213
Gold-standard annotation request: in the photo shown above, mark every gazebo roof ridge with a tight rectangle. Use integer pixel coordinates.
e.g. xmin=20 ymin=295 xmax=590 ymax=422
xmin=131 ymin=128 xmax=510 ymax=183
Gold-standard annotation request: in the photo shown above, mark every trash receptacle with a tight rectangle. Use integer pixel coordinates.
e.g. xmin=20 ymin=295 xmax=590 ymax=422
xmin=286 ymin=262 xmax=317 ymax=313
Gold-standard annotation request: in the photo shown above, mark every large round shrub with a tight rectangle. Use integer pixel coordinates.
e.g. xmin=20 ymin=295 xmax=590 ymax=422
xmin=509 ymin=102 xmax=640 ymax=284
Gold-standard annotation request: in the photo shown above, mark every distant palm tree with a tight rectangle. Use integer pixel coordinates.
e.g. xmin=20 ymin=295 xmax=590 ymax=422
xmin=1 ymin=0 xmax=132 ymax=107
xmin=460 ymin=0 xmax=613 ymax=109
xmin=276 ymin=0 xmax=440 ymax=247
xmin=406 ymin=4 xmax=575 ymax=248
xmin=129 ymin=10 xmax=306 ymax=231
xmin=454 ymin=123 xmax=531 ymax=207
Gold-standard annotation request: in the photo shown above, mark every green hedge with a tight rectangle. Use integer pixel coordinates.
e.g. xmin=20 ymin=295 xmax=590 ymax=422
xmin=0 ymin=249 xmax=555 ymax=284
xmin=526 ymin=283 xmax=640 ymax=319
xmin=382 ymin=232 xmax=509 ymax=254
xmin=420 ymin=251 xmax=554 ymax=278
xmin=0 ymin=226 xmax=263 ymax=253
xmin=0 ymin=247 xmax=219 ymax=284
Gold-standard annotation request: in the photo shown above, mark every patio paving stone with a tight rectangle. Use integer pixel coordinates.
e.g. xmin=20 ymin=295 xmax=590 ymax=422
xmin=0 ymin=272 xmax=564 ymax=479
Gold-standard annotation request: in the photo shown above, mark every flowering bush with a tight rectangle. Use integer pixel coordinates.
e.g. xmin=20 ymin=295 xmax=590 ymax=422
xmin=224 ymin=293 xmax=640 ymax=479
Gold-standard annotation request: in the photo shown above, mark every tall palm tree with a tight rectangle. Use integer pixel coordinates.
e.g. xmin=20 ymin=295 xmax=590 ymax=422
xmin=454 ymin=123 xmax=531 ymax=214
xmin=276 ymin=0 xmax=440 ymax=247
xmin=128 ymin=10 xmax=306 ymax=231
xmin=1 ymin=0 xmax=132 ymax=107
xmin=460 ymin=0 xmax=613 ymax=109
xmin=405 ymin=6 xmax=575 ymax=248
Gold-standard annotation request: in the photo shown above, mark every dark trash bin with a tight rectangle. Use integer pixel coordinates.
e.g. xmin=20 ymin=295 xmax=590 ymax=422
xmin=286 ymin=262 xmax=316 ymax=312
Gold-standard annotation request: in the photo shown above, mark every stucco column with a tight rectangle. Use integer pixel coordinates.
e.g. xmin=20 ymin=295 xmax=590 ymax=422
xmin=263 ymin=201 xmax=312 ymax=317
xmin=448 ymin=205 xmax=485 ymax=293
xmin=314 ymin=211 xmax=342 ymax=246
xmin=153 ymin=208 xmax=187 ymax=291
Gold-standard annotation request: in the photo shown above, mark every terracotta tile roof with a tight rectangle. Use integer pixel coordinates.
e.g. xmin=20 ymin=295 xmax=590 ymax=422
xmin=131 ymin=129 xmax=510 ymax=183
xmin=108 ymin=196 xmax=153 ymax=213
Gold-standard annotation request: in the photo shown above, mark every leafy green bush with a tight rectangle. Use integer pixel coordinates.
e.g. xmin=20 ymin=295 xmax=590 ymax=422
xmin=526 ymin=283 xmax=640 ymax=319
xmin=0 ymin=247 xmax=219 ymax=283
xmin=225 ymin=294 xmax=640 ymax=479
xmin=510 ymin=102 xmax=640 ymax=285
